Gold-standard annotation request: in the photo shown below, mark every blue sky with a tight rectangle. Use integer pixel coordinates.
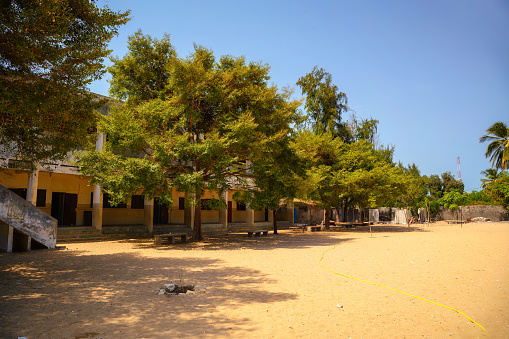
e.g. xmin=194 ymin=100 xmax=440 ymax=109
xmin=90 ymin=0 xmax=509 ymax=192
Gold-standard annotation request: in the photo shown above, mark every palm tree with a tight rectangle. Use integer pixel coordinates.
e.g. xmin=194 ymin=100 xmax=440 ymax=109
xmin=479 ymin=122 xmax=509 ymax=169
xmin=480 ymin=168 xmax=502 ymax=189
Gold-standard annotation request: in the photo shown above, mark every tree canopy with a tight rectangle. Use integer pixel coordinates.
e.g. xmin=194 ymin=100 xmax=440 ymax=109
xmin=293 ymin=130 xmax=405 ymax=227
xmin=77 ymin=32 xmax=300 ymax=240
xmin=480 ymin=121 xmax=509 ymax=170
xmin=0 ymin=0 xmax=130 ymax=168
xmin=296 ymin=66 xmax=350 ymax=140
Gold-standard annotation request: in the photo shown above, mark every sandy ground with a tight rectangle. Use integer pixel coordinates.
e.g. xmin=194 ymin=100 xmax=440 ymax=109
xmin=1 ymin=221 xmax=508 ymax=339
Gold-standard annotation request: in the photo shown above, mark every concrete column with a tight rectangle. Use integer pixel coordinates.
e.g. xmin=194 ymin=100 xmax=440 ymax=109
xmin=92 ymin=184 xmax=103 ymax=232
xmin=246 ymin=204 xmax=255 ymax=226
xmin=184 ymin=193 xmax=194 ymax=229
xmin=144 ymin=198 xmax=154 ymax=233
xmin=0 ymin=222 xmax=13 ymax=253
xmin=219 ymin=191 xmax=228 ymax=230
xmin=286 ymin=200 xmax=295 ymax=224
xmin=26 ymin=164 xmax=39 ymax=206
xmin=23 ymin=164 xmax=39 ymax=250
xmin=96 ymin=132 xmax=105 ymax=150
xmin=268 ymin=209 xmax=274 ymax=223
xmin=92 ymin=132 xmax=105 ymax=232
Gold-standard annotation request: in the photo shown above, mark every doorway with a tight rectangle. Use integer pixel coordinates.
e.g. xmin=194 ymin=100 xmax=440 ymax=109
xmin=227 ymin=201 xmax=232 ymax=223
xmin=154 ymin=198 xmax=169 ymax=224
xmin=51 ymin=192 xmax=77 ymax=226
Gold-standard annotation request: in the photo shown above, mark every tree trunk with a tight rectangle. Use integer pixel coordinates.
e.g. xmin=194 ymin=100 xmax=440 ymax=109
xmin=193 ymin=196 xmax=203 ymax=241
xmin=273 ymin=210 xmax=278 ymax=234
xmin=324 ymin=208 xmax=331 ymax=230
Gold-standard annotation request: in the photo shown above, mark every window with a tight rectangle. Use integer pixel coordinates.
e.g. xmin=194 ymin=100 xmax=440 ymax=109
xmin=131 ymin=195 xmax=144 ymax=209
xmin=179 ymin=197 xmax=185 ymax=210
xmin=103 ymin=193 xmax=127 ymax=208
xmin=237 ymin=202 xmax=246 ymax=211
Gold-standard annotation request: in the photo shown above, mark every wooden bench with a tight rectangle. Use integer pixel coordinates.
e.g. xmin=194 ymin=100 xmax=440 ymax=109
xmin=444 ymin=220 xmax=465 ymax=224
xmin=335 ymin=222 xmax=354 ymax=228
xmin=154 ymin=233 xmax=189 ymax=245
xmin=307 ymin=225 xmax=322 ymax=232
xmin=247 ymin=230 xmax=269 ymax=237
xmin=289 ymin=224 xmax=307 ymax=232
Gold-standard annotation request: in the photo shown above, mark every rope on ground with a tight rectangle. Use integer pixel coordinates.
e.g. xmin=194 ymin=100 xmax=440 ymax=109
xmin=319 ymin=243 xmax=485 ymax=331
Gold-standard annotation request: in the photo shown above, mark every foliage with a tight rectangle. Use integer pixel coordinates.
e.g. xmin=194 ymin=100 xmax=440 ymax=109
xmin=293 ymin=130 xmax=405 ymax=226
xmin=439 ymin=189 xmax=466 ymax=211
xmin=77 ymin=32 xmax=300 ymax=240
xmin=479 ymin=121 xmax=509 ymax=170
xmin=480 ymin=168 xmax=503 ymax=189
xmin=482 ymin=171 xmax=509 ymax=207
xmin=347 ymin=114 xmax=380 ymax=146
xmin=296 ymin=66 xmax=350 ymax=140
xmin=0 ymin=0 xmax=130 ymax=168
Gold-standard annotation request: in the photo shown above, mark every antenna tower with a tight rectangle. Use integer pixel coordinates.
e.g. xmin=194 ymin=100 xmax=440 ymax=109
xmin=457 ymin=157 xmax=462 ymax=180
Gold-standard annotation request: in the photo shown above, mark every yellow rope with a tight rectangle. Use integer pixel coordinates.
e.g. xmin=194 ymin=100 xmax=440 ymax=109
xmin=319 ymin=244 xmax=485 ymax=331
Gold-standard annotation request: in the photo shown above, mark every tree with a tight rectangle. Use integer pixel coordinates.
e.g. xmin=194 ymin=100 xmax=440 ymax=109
xmin=482 ymin=171 xmax=509 ymax=208
xmin=293 ymin=131 xmax=404 ymax=228
xmin=347 ymin=113 xmax=380 ymax=146
xmin=480 ymin=168 xmax=503 ymax=189
xmin=296 ymin=66 xmax=350 ymax=140
xmin=77 ymin=33 xmax=300 ymax=240
xmin=237 ymin=137 xmax=304 ymax=234
xmin=479 ymin=121 xmax=509 ymax=170
xmin=0 ymin=0 xmax=130 ymax=168
xmin=441 ymin=171 xmax=464 ymax=193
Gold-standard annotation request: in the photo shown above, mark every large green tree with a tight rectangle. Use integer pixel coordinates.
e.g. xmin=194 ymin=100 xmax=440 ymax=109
xmin=238 ymin=136 xmax=304 ymax=234
xmin=479 ymin=121 xmax=509 ymax=170
xmin=293 ymin=130 xmax=404 ymax=227
xmin=77 ymin=33 xmax=300 ymax=240
xmin=0 ymin=0 xmax=130 ymax=168
xmin=296 ymin=66 xmax=350 ymax=140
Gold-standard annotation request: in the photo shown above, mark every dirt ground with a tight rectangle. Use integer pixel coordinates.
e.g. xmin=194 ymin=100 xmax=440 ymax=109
xmin=1 ymin=221 xmax=508 ymax=339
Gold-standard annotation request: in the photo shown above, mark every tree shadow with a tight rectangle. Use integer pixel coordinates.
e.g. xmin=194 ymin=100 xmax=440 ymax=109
xmin=128 ymin=230 xmax=353 ymax=252
xmin=0 ymin=248 xmax=298 ymax=338
xmin=326 ymin=225 xmax=430 ymax=233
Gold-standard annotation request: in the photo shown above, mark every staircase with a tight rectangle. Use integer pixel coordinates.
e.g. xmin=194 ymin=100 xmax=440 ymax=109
xmin=57 ymin=227 xmax=103 ymax=242
xmin=0 ymin=184 xmax=57 ymax=252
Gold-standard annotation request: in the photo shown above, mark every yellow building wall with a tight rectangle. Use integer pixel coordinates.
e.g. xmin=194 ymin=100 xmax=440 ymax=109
xmin=254 ymin=210 xmax=266 ymax=222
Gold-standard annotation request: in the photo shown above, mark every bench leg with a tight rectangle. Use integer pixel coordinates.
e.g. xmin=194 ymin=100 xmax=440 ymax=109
xmin=248 ymin=232 xmax=253 ymax=237
xmin=181 ymin=235 xmax=187 ymax=243
xmin=155 ymin=236 xmax=161 ymax=245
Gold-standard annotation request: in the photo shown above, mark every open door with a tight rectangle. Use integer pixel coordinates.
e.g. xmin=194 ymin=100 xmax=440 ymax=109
xmin=51 ymin=192 xmax=77 ymax=226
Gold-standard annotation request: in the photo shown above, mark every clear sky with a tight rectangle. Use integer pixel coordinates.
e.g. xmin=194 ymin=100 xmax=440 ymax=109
xmin=90 ymin=0 xmax=509 ymax=192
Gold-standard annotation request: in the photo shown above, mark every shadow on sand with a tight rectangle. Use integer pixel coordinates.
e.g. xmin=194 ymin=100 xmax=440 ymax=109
xmin=0 ymin=248 xmax=297 ymax=338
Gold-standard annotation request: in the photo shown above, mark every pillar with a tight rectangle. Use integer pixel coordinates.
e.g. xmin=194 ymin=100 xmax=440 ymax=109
xmin=26 ymin=164 xmax=39 ymax=206
xmin=144 ymin=198 xmax=154 ymax=233
xmin=0 ymin=222 xmax=13 ymax=253
xmin=246 ymin=204 xmax=255 ymax=226
xmin=92 ymin=184 xmax=103 ymax=231
xmin=92 ymin=132 xmax=105 ymax=232
xmin=23 ymin=164 xmax=40 ymax=250
xmin=286 ymin=200 xmax=294 ymax=224
xmin=268 ymin=209 xmax=274 ymax=223
xmin=219 ymin=191 xmax=228 ymax=230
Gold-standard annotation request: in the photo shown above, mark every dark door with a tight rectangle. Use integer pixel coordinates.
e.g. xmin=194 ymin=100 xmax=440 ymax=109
xmin=265 ymin=208 xmax=269 ymax=222
xmin=51 ymin=192 xmax=77 ymax=226
xmin=63 ymin=194 xmax=77 ymax=226
xmin=227 ymin=201 xmax=232 ymax=223
xmin=154 ymin=198 xmax=168 ymax=224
